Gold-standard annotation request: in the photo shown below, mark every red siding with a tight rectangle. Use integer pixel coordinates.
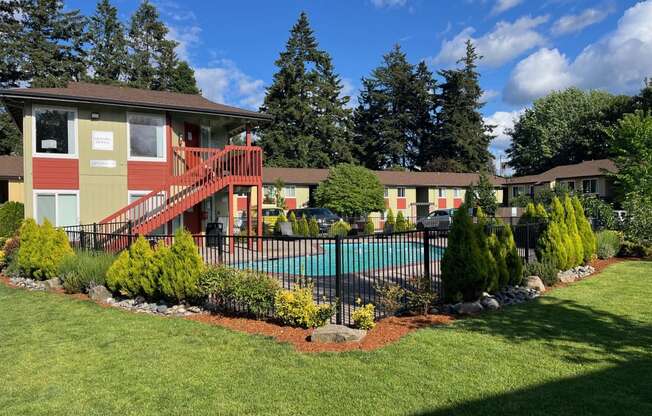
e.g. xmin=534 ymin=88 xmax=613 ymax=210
xmin=127 ymin=161 xmax=168 ymax=190
xmin=438 ymin=198 xmax=447 ymax=209
xmin=453 ymin=198 xmax=463 ymax=208
xmin=397 ymin=198 xmax=406 ymax=209
xmin=286 ymin=197 xmax=297 ymax=209
xmin=33 ymin=158 xmax=79 ymax=189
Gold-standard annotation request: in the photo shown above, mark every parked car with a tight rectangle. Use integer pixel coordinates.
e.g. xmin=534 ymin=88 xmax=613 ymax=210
xmin=261 ymin=207 xmax=285 ymax=227
xmin=416 ymin=209 xmax=454 ymax=230
xmin=287 ymin=208 xmax=341 ymax=233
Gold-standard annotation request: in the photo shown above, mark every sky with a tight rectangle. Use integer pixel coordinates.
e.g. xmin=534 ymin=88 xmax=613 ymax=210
xmin=67 ymin=0 xmax=650 ymax=167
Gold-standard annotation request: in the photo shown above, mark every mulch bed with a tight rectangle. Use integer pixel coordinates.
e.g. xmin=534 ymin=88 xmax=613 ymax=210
xmin=186 ymin=313 xmax=454 ymax=353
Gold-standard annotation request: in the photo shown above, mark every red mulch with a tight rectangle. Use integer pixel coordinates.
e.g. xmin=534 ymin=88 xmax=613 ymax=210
xmin=186 ymin=313 xmax=454 ymax=353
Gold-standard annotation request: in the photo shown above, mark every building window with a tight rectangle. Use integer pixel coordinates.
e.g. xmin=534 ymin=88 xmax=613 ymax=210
xmin=34 ymin=191 xmax=78 ymax=227
xmin=284 ymin=186 xmax=296 ymax=197
xmin=567 ymin=181 xmax=575 ymax=191
xmin=33 ymin=107 xmax=77 ymax=157
xmin=438 ymin=188 xmax=445 ymax=198
xmin=384 ymin=187 xmax=389 ymax=198
xmin=454 ymin=188 xmax=462 ymax=197
xmin=582 ymin=179 xmax=597 ymax=194
xmin=512 ymin=187 xmax=520 ymax=198
xmin=397 ymin=187 xmax=406 ymax=198
xmin=529 ymin=185 xmax=534 ymax=196
xmin=128 ymin=113 xmax=165 ymax=161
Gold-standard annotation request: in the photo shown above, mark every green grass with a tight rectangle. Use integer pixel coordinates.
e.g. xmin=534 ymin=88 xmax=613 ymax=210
xmin=1 ymin=261 xmax=651 ymax=416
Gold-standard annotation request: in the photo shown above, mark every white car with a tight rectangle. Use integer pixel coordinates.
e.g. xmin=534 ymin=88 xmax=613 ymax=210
xmin=416 ymin=209 xmax=454 ymax=230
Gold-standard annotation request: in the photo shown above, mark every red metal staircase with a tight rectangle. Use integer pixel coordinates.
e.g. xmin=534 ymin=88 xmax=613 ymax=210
xmin=99 ymin=145 xmax=262 ymax=237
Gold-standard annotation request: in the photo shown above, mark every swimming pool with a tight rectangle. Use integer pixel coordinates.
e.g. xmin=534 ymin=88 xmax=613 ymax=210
xmin=235 ymin=241 xmax=444 ymax=277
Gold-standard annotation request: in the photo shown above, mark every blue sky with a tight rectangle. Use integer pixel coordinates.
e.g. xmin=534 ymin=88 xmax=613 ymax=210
xmin=68 ymin=0 xmax=650 ymax=163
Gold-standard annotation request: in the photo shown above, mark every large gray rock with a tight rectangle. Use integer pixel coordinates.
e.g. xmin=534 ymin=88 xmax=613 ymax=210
xmin=525 ymin=276 xmax=545 ymax=292
xmin=44 ymin=277 xmax=62 ymax=291
xmin=457 ymin=301 xmax=484 ymax=315
xmin=88 ymin=285 xmax=112 ymax=303
xmin=480 ymin=296 xmax=500 ymax=311
xmin=311 ymin=324 xmax=366 ymax=343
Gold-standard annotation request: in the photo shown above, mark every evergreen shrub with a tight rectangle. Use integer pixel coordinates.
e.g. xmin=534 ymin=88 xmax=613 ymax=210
xmin=0 ymin=202 xmax=24 ymax=238
xmin=17 ymin=219 xmax=73 ymax=280
xmin=59 ymin=251 xmax=116 ymax=294
xmin=274 ymin=285 xmax=335 ymax=328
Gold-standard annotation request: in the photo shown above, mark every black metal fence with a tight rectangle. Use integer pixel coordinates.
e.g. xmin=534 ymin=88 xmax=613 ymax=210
xmin=63 ymin=222 xmax=543 ymax=325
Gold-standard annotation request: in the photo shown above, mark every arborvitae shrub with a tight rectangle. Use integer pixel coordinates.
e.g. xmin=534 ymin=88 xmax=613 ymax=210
xmin=536 ymin=221 xmax=566 ymax=271
xmin=395 ymin=211 xmax=407 ymax=232
xmin=500 ymin=223 xmax=523 ymax=286
xmin=308 ymin=217 xmax=320 ymax=237
xmin=551 ymin=197 xmax=575 ymax=269
xmin=297 ymin=217 xmax=309 ymax=236
xmin=535 ymin=203 xmax=548 ymax=220
xmin=488 ymin=233 xmax=509 ymax=291
xmin=519 ymin=202 xmax=537 ymax=224
xmin=364 ymin=216 xmax=375 ymax=235
xmin=106 ymin=235 xmax=158 ymax=298
xmin=573 ymin=196 xmax=596 ymax=262
xmin=384 ymin=208 xmax=395 ymax=233
xmin=475 ymin=213 xmax=496 ymax=293
xmin=158 ymin=229 xmax=204 ymax=302
xmin=274 ymin=212 xmax=287 ymax=235
xmin=329 ymin=220 xmax=351 ymax=237
xmin=0 ymin=201 xmax=24 ymax=238
xmin=564 ymin=195 xmax=584 ymax=267
xmin=17 ymin=219 xmax=73 ymax=280
xmin=288 ymin=212 xmax=298 ymax=234
xmin=441 ymin=204 xmax=486 ymax=302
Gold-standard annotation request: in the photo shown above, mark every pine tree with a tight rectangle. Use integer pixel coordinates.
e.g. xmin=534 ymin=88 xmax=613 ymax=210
xmin=259 ymin=12 xmax=354 ymax=168
xmin=354 ymin=45 xmax=435 ymax=170
xmin=87 ymin=0 xmax=128 ymax=83
xmin=171 ymin=61 xmax=200 ymax=94
xmin=127 ymin=0 xmax=166 ymax=90
xmin=432 ymin=40 xmax=493 ymax=172
xmin=0 ymin=0 xmax=24 ymax=88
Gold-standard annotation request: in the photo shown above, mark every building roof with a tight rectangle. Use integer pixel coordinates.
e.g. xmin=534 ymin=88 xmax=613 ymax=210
xmin=262 ymin=167 xmax=505 ymax=187
xmin=0 ymin=155 xmax=23 ymax=180
xmin=507 ymin=159 xmax=617 ymax=185
xmin=0 ymin=82 xmax=271 ymax=121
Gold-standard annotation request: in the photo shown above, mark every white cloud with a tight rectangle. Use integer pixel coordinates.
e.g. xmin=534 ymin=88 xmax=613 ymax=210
xmin=481 ymin=89 xmax=499 ymax=103
xmin=371 ymin=0 xmax=407 ymax=8
xmin=491 ymin=0 xmax=522 ymax=16
xmin=195 ymin=60 xmax=266 ymax=110
xmin=505 ymin=1 xmax=652 ymax=104
xmin=167 ymin=25 xmax=201 ymax=61
xmin=485 ymin=109 xmax=524 ymax=151
xmin=340 ymin=78 xmax=359 ymax=108
xmin=431 ymin=15 xmax=548 ymax=67
xmin=552 ymin=8 xmax=610 ymax=36
xmin=503 ymin=48 xmax=575 ymax=104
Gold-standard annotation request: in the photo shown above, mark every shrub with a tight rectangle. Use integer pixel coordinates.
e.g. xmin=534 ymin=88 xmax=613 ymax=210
xmin=405 ymin=275 xmax=438 ymax=316
xmin=2 ymin=236 xmax=19 ymax=268
xmin=551 ymin=197 xmax=576 ymax=269
xmin=622 ymin=193 xmax=652 ymax=246
xmin=523 ymin=261 xmax=558 ymax=287
xmin=595 ymin=230 xmax=622 ymax=259
xmin=518 ymin=202 xmax=537 ymax=224
xmin=536 ymin=220 xmax=566 ymax=271
xmin=329 ymin=220 xmax=351 ymax=237
xmin=364 ymin=216 xmax=375 ymax=235
xmin=288 ymin=212 xmax=298 ymax=235
xmin=564 ymin=195 xmax=585 ymax=266
xmin=384 ymin=209 xmax=395 ymax=233
xmin=59 ymin=251 xmax=116 ymax=294
xmin=17 ymin=219 xmax=73 ymax=280
xmin=618 ymin=240 xmax=652 ymax=258
xmin=374 ymin=283 xmax=405 ymax=316
xmin=274 ymin=212 xmax=287 ymax=235
xmin=573 ymin=196 xmax=597 ymax=262
xmin=274 ymin=285 xmax=335 ymax=328
xmin=106 ymin=235 xmax=158 ymax=298
xmin=0 ymin=202 xmax=24 ymax=238
xmin=157 ymin=229 xmax=204 ymax=303
xmin=199 ymin=265 xmax=280 ymax=319
xmin=395 ymin=211 xmax=407 ymax=232
xmin=308 ymin=217 xmax=320 ymax=237
xmin=352 ymin=299 xmax=375 ymax=330
xmin=441 ymin=204 xmax=488 ymax=302
xmin=297 ymin=217 xmax=309 ymax=236
xmin=578 ymin=194 xmax=618 ymax=230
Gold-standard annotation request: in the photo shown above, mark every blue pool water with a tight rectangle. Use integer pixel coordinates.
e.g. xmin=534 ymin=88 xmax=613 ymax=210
xmin=236 ymin=241 xmax=444 ymax=277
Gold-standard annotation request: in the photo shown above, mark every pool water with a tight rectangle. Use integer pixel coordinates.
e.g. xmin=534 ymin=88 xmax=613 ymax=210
xmin=236 ymin=241 xmax=444 ymax=277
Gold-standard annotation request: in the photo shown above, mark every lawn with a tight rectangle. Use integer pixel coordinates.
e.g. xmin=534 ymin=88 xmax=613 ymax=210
xmin=1 ymin=261 xmax=651 ymax=416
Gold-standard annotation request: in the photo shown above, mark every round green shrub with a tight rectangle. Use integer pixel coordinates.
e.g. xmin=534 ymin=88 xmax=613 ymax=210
xmin=17 ymin=219 xmax=73 ymax=280
xmin=596 ymin=230 xmax=622 ymax=259
xmin=330 ymin=220 xmax=351 ymax=237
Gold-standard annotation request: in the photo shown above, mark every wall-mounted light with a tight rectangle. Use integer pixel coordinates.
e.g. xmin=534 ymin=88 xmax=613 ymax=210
xmin=91 ymin=112 xmax=100 ymax=120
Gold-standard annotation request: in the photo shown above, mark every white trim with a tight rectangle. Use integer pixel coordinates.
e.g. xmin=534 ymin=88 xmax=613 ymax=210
xmin=126 ymin=111 xmax=166 ymax=162
xmin=31 ymin=105 xmax=78 ymax=159
xmin=283 ymin=185 xmax=296 ymax=198
xmin=32 ymin=189 xmax=80 ymax=226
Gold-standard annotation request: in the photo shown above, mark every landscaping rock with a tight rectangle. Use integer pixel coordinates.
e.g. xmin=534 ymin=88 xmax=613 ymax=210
xmin=88 ymin=285 xmax=112 ymax=303
xmin=187 ymin=306 xmax=201 ymax=313
xmin=311 ymin=324 xmax=366 ymax=343
xmin=44 ymin=277 xmax=62 ymax=291
xmin=457 ymin=301 xmax=483 ymax=315
xmin=480 ymin=296 xmax=500 ymax=311
xmin=525 ymin=276 xmax=545 ymax=292
xmin=156 ymin=304 xmax=168 ymax=314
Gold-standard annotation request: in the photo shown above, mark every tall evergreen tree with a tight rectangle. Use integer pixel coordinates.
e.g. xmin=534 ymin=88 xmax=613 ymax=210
xmin=127 ymin=0 xmax=167 ymax=90
xmin=259 ymin=12 xmax=354 ymax=168
xmin=87 ymin=0 xmax=128 ymax=84
xmin=432 ymin=40 xmax=493 ymax=172
xmin=0 ymin=1 xmax=22 ymax=155
xmin=354 ymin=45 xmax=435 ymax=170
xmin=171 ymin=61 xmax=200 ymax=94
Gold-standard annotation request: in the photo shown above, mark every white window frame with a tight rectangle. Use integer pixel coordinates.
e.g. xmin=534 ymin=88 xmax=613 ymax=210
xmin=566 ymin=180 xmax=575 ymax=191
xmin=397 ymin=187 xmax=406 ymax=198
xmin=512 ymin=186 xmax=520 ymax=198
xmin=284 ymin=186 xmax=296 ymax=198
xmin=582 ymin=178 xmax=598 ymax=194
xmin=438 ymin=188 xmax=445 ymax=198
xmin=33 ymin=190 xmax=80 ymax=227
xmin=32 ymin=105 xmax=78 ymax=159
xmin=127 ymin=112 xmax=166 ymax=162
xmin=454 ymin=188 xmax=462 ymax=198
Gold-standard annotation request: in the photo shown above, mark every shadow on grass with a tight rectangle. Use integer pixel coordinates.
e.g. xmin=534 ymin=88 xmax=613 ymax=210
xmin=411 ymin=358 xmax=652 ymax=416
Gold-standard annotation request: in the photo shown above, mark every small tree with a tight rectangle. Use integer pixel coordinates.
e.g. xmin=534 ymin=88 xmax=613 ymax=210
xmin=106 ymin=235 xmax=157 ymax=297
xmin=395 ymin=211 xmax=407 ymax=232
xmin=573 ymin=196 xmax=596 ymax=262
xmin=288 ymin=212 xmax=298 ymax=234
xmin=470 ymin=173 xmax=498 ymax=216
xmin=308 ymin=217 xmax=320 ymax=237
xmin=157 ymin=229 xmax=204 ymax=302
xmin=273 ymin=179 xmax=287 ymax=209
xmin=564 ymin=195 xmax=584 ymax=266
xmin=364 ymin=216 xmax=375 ymax=235
xmin=314 ymin=164 xmax=385 ymax=218
xmin=537 ymin=221 xmax=567 ymax=271
xmin=384 ymin=209 xmax=395 ymax=233
xmin=551 ymin=197 xmax=576 ymax=269
xmin=297 ymin=217 xmax=309 ymax=237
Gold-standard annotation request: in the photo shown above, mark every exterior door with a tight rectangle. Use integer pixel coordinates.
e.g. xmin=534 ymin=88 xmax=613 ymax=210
xmin=183 ymin=122 xmax=201 ymax=170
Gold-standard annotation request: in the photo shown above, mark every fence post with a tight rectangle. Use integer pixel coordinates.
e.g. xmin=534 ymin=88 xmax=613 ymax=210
xmin=335 ymin=235 xmax=343 ymax=325
xmin=80 ymin=228 xmax=86 ymax=250
xmin=525 ymin=223 xmax=530 ymax=263
xmin=423 ymin=228 xmax=431 ymax=284
xmin=127 ymin=220 xmax=133 ymax=248
xmin=93 ymin=222 xmax=98 ymax=251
